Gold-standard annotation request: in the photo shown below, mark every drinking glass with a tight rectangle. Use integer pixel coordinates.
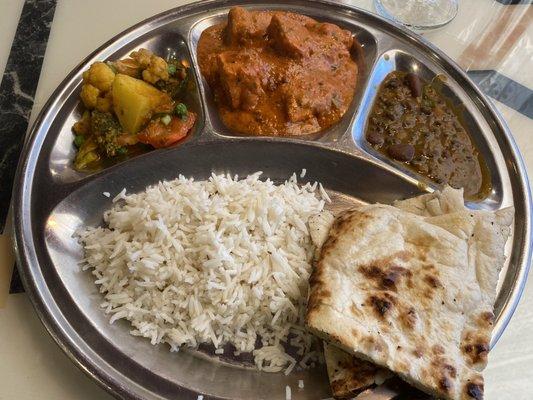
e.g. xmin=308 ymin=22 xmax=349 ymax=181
xmin=374 ymin=0 xmax=459 ymax=30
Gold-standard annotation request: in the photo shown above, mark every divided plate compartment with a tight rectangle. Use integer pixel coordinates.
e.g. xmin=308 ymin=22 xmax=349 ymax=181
xmin=352 ymin=49 xmax=505 ymax=209
xmin=13 ymin=1 xmax=532 ymax=400
xmin=47 ymin=30 xmax=206 ymax=185
xmin=187 ymin=4 xmax=378 ymax=143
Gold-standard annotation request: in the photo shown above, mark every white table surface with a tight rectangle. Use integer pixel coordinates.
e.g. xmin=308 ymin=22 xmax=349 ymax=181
xmin=0 ymin=1 xmax=532 ymax=399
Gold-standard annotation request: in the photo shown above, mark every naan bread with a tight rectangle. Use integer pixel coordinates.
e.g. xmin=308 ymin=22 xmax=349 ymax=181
xmin=307 ymin=188 xmax=513 ymax=400
xmin=394 ymin=186 xmax=466 ymax=217
xmin=310 ymin=211 xmax=393 ymax=398
xmin=324 ymin=341 xmax=392 ymax=398
xmin=310 ymin=189 xmax=465 ymax=398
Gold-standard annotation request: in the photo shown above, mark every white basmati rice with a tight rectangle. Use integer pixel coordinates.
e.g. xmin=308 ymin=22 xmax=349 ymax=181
xmin=79 ymin=172 xmax=327 ymax=373
xmin=298 ymin=379 xmax=304 ymax=389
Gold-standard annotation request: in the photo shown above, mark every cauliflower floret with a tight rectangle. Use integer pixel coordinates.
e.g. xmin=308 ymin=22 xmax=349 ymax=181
xmin=80 ymin=83 xmax=99 ymax=109
xmin=95 ymin=91 xmax=113 ymax=113
xmin=130 ymin=48 xmax=153 ymax=68
xmin=130 ymin=48 xmax=169 ymax=84
xmin=142 ymin=56 xmax=169 ymax=84
xmin=83 ymin=62 xmax=115 ymax=92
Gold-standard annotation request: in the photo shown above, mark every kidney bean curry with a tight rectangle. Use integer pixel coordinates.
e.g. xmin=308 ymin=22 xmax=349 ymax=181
xmin=366 ymin=71 xmax=491 ymax=200
xmin=197 ymin=7 xmax=360 ymax=136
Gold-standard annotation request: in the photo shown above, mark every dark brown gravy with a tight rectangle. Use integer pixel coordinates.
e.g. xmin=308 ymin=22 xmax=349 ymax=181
xmin=197 ymin=7 xmax=360 ymax=136
xmin=366 ymin=71 xmax=491 ymax=200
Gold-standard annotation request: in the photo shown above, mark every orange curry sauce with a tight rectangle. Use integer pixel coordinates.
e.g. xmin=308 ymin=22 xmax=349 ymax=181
xmin=197 ymin=7 xmax=360 ymax=136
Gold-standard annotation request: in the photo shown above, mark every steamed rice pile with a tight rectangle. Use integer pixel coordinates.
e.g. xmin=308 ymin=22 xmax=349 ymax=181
xmin=79 ymin=172 xmax=329 ymax=373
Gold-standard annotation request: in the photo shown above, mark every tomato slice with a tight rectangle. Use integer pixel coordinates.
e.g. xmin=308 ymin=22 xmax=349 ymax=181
xmin=138 ymin=112 xmax=196 ymax=148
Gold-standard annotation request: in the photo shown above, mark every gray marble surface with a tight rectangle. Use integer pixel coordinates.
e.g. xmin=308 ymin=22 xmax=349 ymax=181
xmin=0 ymin=0 xmax=56 ymax=231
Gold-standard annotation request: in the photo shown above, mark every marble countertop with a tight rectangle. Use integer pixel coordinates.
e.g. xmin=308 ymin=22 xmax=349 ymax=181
xmin=0 ymin=1 xmax=532 ymax=399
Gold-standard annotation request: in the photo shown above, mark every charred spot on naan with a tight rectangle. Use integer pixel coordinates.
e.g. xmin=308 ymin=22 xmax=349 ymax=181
xmin=439 ymin=376 xmax=453 ymax=394
xmin=399 ymin=307 xmax=418 ymax=330
xmin=423 ymin=274 xmax=442 ymax=289
xmin=330 ymin=356 xmax=381 ymax=397
xmin=351 ymin=328 xmax=361 ymax=340
xmin=307 ymin=286 xmax=331 ymax=313
xmin=367 ymin=292 xmax=397 ymax=318
xmin=307 ymin=258 xmax=330 ymax=312
xmin=477 ymin=311 xmax=495 ymax=328
xmin=412 ymin=347 xmax=424 ymax=359
xmin=443 ymin=364 xmax=457 ymax=379
xmin=319 ymin=208 xmax=368 ymax=256
xmin=424 ymin=355 xmax=459 ymax=397
xmin=359 ymin=263 xmax=412 ymax=291
xmin=465 ymin=379 xmax=484 ymax=400
xmin=462 ymin=331 xmax=490 ymax=366
xmin=432 ymin=344 xmax=446 ymax=355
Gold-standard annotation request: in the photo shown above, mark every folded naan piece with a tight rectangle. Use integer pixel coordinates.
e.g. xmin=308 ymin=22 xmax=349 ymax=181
xmin=310 ymin=189 xmax=464 ymax=398
xmin=307 ymin=187 xmax=513 ymax=400
xmin=310 ymin=211 xmax=392 ymax=398
xmin=394 ymin=186 xmax=468 ymax=217
xmin=324 ymin=341 xmax=392 ymax=398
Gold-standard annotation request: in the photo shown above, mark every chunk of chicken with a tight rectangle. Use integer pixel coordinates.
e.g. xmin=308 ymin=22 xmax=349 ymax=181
xmin=267 ymin=13 xmax=315 ymax=58
xmin=282 ymin=75 xmax=340 ymax=123
xmin=225 ymin=6 xmax=272 ymax=45
xmin=217 ymin=49 xmax=270 ymax=110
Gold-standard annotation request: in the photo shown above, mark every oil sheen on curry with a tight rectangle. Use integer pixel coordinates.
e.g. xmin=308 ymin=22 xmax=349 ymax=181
xmin=197 ymin=7 xmax=360 ymax=136
xmin=366 ymin=71 xmax=491 ymax=200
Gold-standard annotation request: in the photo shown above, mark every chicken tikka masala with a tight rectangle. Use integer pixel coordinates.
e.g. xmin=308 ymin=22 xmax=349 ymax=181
xmin=197 ymin=7 xmax=360 ymax=136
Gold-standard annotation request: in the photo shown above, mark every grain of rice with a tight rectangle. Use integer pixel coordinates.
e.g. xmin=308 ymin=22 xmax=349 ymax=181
xmin=286 ymin=385 xmax=292 ymax=400
xmin=79 ymin=172 xmax=326 ymax=373
xmin=298 ymin=379 xmax=304 ymax=389
xmin=318 ymin=183 xmax=331 ymax=203
xmin=112 ymin=188 xmax=127 ymax=202
xmin=103 ymin=192 xmax=110 ymax=198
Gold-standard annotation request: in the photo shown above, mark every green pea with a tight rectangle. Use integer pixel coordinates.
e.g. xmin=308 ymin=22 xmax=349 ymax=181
xmin=174 ymin=103 xmax=188 ymax=119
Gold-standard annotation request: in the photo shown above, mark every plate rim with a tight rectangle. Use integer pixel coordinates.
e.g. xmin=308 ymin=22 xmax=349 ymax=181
xmin=12 ymin=0 xmax=533 ymax=399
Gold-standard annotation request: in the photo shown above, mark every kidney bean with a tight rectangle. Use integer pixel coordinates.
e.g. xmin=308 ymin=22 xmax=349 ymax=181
xmin=388 ymin=143 xmax=415 ymax=162
xmin=405 ymin=73 xmax=422 ymax=98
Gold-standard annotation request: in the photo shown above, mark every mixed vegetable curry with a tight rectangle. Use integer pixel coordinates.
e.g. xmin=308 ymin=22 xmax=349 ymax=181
xmin=197 ymin=7 xmax=360 ymax=136
xmin=72 ymin=48 xmax=196 ymax=171
xmin=365 ymin=71 xmax=490 ymax=200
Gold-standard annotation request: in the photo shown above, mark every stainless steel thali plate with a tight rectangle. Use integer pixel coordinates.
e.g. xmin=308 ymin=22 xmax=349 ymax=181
xmin=12 ymin=1 xmax=532 ymax=399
